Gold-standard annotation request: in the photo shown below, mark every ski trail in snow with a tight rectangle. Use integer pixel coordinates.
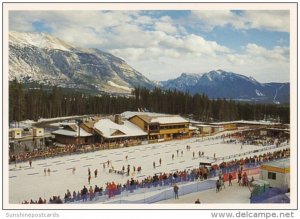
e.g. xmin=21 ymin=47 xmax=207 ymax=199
xmin=273 ymin=88 xmax=278 ymax=102
xmin=9 ymin=135 xmax=289 ymax=203
xmin=278 ymin=84 xmax=285 ymax=90
xmin=273 ymin=84 xmax=284 ymax=104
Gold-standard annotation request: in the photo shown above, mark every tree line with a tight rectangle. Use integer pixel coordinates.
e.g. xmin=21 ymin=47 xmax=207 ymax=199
xmin=9 ymin=79 xmax=290 ymax=124
xmin=132 ymin=87 xmax=289 ymax=123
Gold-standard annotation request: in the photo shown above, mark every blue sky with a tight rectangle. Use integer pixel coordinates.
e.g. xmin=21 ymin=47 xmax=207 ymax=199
xmin=9 ymin=10 xmax=290 ymax=82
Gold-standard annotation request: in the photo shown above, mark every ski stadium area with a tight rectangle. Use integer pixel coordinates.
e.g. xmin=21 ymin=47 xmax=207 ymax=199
xmin=9 ymin=131 xmax=290 ymax=204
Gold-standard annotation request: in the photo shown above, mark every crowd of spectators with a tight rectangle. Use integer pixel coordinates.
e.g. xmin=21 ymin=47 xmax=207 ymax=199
xmin=10 ymin=145 xmax=77 ymax=164
xmin=10 ymin=128 xmax=289 ymax=164
xmin=22 ymin=197 xmax=47 ymax=204
xmin=212 ymin=148 xmax=290 ymax=172
xmin=18 ymin=128 xmax=290 ymax=204
xmin=222 ymin=131 xmax=289 ymax=147
xmin=10 ymin=141 xmax=142 ymax=163
xmin=21 ymin=146 xmax=290 ymax=204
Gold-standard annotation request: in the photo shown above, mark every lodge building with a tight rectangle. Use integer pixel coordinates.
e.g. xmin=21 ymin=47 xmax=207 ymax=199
xmin=51 ymin=112 xmax=288 ymax=147
xmin=52 ymin=124 xmax=94 ymax=145
xmin=52 ymin=112 xmax=191 ymax=145
xmin=128 ymin=114 xmax=190 ymax=142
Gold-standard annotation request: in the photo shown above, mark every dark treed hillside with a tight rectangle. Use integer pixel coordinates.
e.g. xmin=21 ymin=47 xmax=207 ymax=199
xmin=132 ymin=87 xmax=289 ymax=123
xmin=9 ymin=80 xmax=290 ymax=124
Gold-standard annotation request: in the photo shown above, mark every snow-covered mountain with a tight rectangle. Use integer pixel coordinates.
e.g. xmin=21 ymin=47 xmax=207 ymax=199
xmin=8 ymin=32 xmax=289 ymax=103
xmin=160 ymin=73 xmax=202 ymax=91
xmin=9 ymin=31 xmax=154 ymax=94
xmin=161 ymin=70 xmax=290 ymax=104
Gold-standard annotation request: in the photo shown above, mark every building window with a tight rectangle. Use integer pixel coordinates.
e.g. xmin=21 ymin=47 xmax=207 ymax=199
xmin=268 ymin=172 xmax=276 ymax=180
xmin=150 ymin=124 xmax=159 ymax=131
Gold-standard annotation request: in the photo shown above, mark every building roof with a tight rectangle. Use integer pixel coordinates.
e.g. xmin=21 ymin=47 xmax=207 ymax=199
xmin=261 ymin=158 xmax=290 ymax=174
xmin=151 ymin=116 xmax=188 ymax=124
xmin=82 ymin=120 xmax=96 ymax=129
xmin=210 ymin=120 xmax=281 ymax=126
xmin=68 ymin=124 xmax=77 ymax=132
xmin=94 ymin=119 xmax=147 ymax=139
xmin=121 ymin=111 xmax=170 ymax=119
xmin=189 ymin=120 xmax=205 ymax=125
xmin=261 ymin=158 xmax=290 ymax=169
xmin=52 ymin=125 xmax=93 ymax=137
xmin=9 ymin=128 xmax=23 ymax=131
xmin=32 ymin=127 xmax=43 ymax=130
xmin=189 ymin=126 xmax=198 ymax=131
xmin=267 ymin=128 xmax=290 ymax=132
xmin=195 ymin=124 xmax=215 ymax=127
xmin=130 ymin=114 xmax=189 ymax=125
xmin=134 ymin=115 xmax=152 ymax=123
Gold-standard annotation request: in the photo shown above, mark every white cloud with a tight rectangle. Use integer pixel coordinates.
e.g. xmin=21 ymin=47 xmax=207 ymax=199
xmin=190 ymin=10 xmax=246 ymax=31
xmin=244 ymin=10 xmax=289 ymax=32
xmin=9 ymin=10 xmax=290 ymax=82
xmin=134 ymin=15 xmax=154 ymax=25
xmin=245 ymin=43 xmax=289 ymax=62
xmin=154 ymin=21 xmax=178 ymax=34
xmin=9 ymin=12 xmax=36 ymax=32
xmin=109 ymin=48 xmax=146 ymax=61
xmin=108 ymin=32 xmax=230 ymax=63
xmin=180 ymin=34 xmax=230 ymax=55
xmin=223 ymin=44 xmax=289 ymax=82
xmin=226 ymin=43 xmax=289 ymax=65
xmin=127 ymin=43 xmax=290 ymax=82
xmin=227 ymin=54 xmax=246 ymax=65
xmin=190 ymin=10 xmax=289 ymax=33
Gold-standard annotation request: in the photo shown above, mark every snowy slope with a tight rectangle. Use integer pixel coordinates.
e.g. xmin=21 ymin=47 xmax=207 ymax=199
xmin=9 ymin=31 xmax=73 ymax=51
xmin=160 ymin=70 xmax=289 ymax=104
xmin=9 ymin=31 xmax=154 ymax=94
xmin=160 ymin=73 xmax=202 ymax=91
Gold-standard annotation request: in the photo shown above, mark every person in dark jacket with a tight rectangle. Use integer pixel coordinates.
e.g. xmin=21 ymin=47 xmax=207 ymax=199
xmin=195 ymin=198 xmax=201 ymax=204
xmin=173 ymin=184 xmax=179 ymax=199
xmin=82 ymin=186 xmax=88 ymax=201
xmin=216 ymin=180 xmax=221 ymax=192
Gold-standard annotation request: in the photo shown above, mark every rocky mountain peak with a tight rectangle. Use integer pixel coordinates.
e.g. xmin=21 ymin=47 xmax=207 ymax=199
xmin=160 ymin=70 xmax=289 ymax=104
xmin=9 ymin=31 xmax=154 ymax=94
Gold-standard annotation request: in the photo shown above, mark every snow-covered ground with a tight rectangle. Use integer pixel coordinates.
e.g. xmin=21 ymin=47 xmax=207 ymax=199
xmin=9 ymin=120 xmax=36 ymax=129
xmin=9 ymin=116 xmax=92 ymax=129
xmin=157 ymin=176 xmax=256 ymax=204
xmin=9 ymin=136 xmax=289 ymax=203
xmin=37 ymin=115 xmax=91 ymax=123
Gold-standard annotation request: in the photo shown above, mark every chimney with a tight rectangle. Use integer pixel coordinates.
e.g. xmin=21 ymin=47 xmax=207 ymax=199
xmin=115 ymin=114 xmax=123 ymax=125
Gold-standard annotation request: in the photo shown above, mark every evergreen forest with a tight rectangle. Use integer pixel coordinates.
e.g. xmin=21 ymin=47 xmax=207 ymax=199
xmin=9 ymin=79 xmax=290 ymax=124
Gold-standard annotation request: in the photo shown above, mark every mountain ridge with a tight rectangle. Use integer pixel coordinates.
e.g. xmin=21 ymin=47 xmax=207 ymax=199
xmin=9 ymin=31 xmax=155 ymax=94
xmin=9 ymin=31 xmax=289 ymax=103
xmin=160 ymin=70 xmax=290 ymax=104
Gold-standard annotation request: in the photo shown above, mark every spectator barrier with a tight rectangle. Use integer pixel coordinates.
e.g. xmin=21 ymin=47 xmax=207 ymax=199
xmin=66 ymin=161 xmax=268 ymax=204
